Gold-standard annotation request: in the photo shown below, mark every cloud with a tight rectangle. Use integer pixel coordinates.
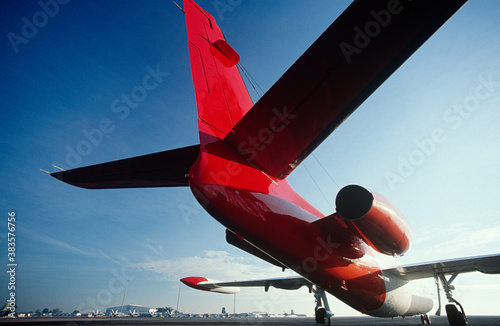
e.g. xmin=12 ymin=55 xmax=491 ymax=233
xmin=445 ymin=225 xmax=500 ymax=247
xmin=22 ymin=227 xmax=97 ymax=258
xmin=407 ymin=221 xmax=500 ymax=263
xmin=433 ymin=223 xmax=500 ymax=251
xmin=130 ymin=250 xmax=295 ymax=282
xmin=97 ymin=249 xmax=129 ymax=266
xmin=141 ymin=239 xmax=165 ymax=257
xmin=22 ymin=226 xmax=126 ymax=265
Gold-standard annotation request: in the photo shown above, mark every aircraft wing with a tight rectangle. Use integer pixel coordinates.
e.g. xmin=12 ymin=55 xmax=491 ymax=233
xmin=384 ymin=254 xmax=500 ymax=281
xmin=225 ymin=0 xmax=468 ymax=179
xmin=181 ymin=276 xmax=311 ymax=294
xmin=50 ymin=145 xmax=199 ymax=189
xmin=182 ymin=255 xmax=500 ymax=294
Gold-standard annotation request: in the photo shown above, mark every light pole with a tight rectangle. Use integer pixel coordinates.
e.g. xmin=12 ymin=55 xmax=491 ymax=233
xmin=176 ymin=282 xmax=181 ymax=313
xmin=120 ymin=280 xmax=130 ymax=314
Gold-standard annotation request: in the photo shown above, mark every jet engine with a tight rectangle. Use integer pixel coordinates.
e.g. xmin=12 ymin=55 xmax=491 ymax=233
xmin=335 ymin=185 xmax=412 ymax=255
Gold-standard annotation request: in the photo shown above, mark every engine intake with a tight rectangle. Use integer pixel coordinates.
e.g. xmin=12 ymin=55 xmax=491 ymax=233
xmin=335 ymin=185 xmax=412 ymax=255
xmin=336 ymin=184 xmax=374 ymax=219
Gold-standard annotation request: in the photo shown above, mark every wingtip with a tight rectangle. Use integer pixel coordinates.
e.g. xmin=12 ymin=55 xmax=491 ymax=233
xmin=48 ymin=165 xmax=68 ymax=182
xmin=180 ymin=277 xmax=210 ymax=292
xmin=50 ymin=170 xmax=64 ymax=181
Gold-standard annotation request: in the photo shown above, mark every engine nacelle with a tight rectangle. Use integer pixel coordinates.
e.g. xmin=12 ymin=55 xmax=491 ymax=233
xmin=335 ymin=185 xmax=412 ymax=255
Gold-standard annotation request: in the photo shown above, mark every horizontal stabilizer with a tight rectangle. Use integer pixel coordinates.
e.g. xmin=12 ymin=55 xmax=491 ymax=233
xmin=51 ymin=145 xmax=199 ymax=189
xmin=384 ymin=254 xmax=500 ymax=281
xmin=225 ymin=0 xmax=467 ymax=179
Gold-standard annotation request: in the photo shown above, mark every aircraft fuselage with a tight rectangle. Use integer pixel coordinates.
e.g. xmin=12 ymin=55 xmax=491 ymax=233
xmin=188 ymin=122 xmax=431 ymax=317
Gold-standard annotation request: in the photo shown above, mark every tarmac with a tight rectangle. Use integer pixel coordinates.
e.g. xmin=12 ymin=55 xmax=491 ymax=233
xmin=1 ymin=316 xmax=500 ymax=326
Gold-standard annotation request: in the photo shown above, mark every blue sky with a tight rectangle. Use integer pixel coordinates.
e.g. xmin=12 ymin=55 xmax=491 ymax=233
xmin=1 ymin=0 xmax=500 ymax=317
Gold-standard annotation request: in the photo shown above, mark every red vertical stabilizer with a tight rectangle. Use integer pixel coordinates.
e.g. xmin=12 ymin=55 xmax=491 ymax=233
xmin=184 ymin=0 xmax=253 ymax=138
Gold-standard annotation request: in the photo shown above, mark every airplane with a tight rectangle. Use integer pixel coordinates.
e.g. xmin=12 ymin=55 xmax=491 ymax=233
xmin=248 ymin=311 xmax=269 ymax=318
xmin=91 ymin=309 xmax=105 ymax=317
xmin=171 ymin=312 xmax=191 ymax=318
xmin=129 ymin=309 xmax=140 ymax=317
xmin=285 ymin=309 xmax=307 ymax=318
xmin=49 ymin=0 xmax=500 ymax=325
xmin=0 ymin=304 xmax=11 ymax=318
xmin=110 ymin=309 xmax=125 ymax=317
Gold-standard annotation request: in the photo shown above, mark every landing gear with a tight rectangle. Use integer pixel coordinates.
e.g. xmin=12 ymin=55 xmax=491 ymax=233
xmin=446 ymin=304 xmax=467 ymax=326
xmin=315 ymin=307 xmax=330 ymax=325
xmin=420 ymin=313 xmax=431 ymax=324
xmin=434 ymin=272 xmax=468 ymax=326
xmin=312 ymin=284 xmax=333 ymax=325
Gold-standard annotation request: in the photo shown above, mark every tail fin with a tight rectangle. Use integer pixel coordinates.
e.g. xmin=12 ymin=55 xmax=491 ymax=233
xmin=184 ymin=0 xmax=253 ymax=137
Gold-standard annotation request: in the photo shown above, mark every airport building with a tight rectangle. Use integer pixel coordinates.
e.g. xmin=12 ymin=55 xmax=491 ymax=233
xmin=105 ymin=304 xmax=155 ymax=316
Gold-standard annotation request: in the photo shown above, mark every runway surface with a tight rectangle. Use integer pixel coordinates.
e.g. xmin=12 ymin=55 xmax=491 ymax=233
xmin=1 ymin=316 xmax=499 ymax=326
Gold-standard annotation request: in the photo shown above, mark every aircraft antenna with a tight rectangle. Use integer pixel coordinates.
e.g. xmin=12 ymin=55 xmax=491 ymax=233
xmin=52 ymin=165 xmax=66 ymax=171
xmin=303 ymin=162 xmax=335 ymax=212
xmin=312 ymin=153 xmax=340 ymax=190
xmin=172 ymin=1 xmax=185 ymax=13
xmin=238 ymin=62 xmax=264 ymax=98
